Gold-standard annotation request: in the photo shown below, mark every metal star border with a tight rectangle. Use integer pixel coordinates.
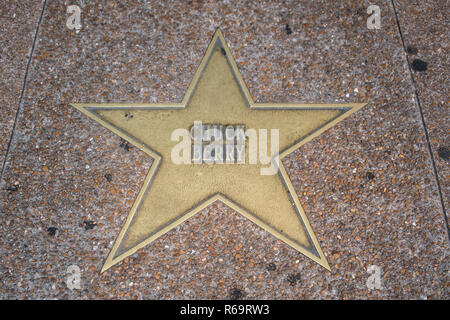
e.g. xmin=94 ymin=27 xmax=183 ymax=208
xmin=71 ymin=28 xmax=365 ymax=273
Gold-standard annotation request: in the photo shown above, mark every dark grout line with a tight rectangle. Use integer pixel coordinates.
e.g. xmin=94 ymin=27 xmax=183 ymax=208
xmin=390 ymin=0 xmax=450 ymax=241
xmin=0 ymin=0 xmax=47 ymax=182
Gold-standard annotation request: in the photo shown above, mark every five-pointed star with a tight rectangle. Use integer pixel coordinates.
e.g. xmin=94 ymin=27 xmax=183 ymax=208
xmin=72 ymin=28 xmax=365 ymax=273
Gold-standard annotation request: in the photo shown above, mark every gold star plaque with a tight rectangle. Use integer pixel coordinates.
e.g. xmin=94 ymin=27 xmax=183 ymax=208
xmin=72 ymin=29 xmax=365 ymax=273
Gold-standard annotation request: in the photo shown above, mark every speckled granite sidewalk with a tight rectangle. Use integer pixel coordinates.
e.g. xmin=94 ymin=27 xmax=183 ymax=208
xmin=0 ymin=0 xmax=448 ymax=299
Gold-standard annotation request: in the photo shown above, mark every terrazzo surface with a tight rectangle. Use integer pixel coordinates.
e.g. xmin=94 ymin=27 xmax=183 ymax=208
xmin=0 ymin=0 xmax=44 ymax=169
xmin=0 ymin=0 xmax=448 ymax=299
xmin=393 ymin=0 xmax=449 ymax=219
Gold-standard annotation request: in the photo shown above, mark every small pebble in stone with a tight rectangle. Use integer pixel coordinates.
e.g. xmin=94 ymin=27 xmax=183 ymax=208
xmin=411 ymin=59 xmax=428 ymax=71
xmin=119 ymin=139 xmax=131 ymax=151
xmin=104 ymin=173 xmax=113 ymax=182
xmin=83 ymin=220 xmax=97 ymax=230
xmin=285 ymin=23 xmax=292 ymax=35
xmin=6 ymin=185 xmax=18 ymax=192
xmin=437 ymin=146 xmax=449 ymax=160
xmin=230 ymin=287 xmax=245 ymax=300
xmin=47 ymin=227 xmax=57 ymax=237
xmin=287 ymin=272 xmax=301 ymax=286
xmin=366 ymin=171 xmax=375 ymax=180
xmin=266 ymin=263 xmax=276 ymax=271
xmin=406 ymin=46 xmax=418 ymax=55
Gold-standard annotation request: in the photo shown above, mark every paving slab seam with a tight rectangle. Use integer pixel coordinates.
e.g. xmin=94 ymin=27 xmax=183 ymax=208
xmin=0 ymin=0 xmax=47 ymax=181
xmin=390 ymin=0 xmax=450 ymax=241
